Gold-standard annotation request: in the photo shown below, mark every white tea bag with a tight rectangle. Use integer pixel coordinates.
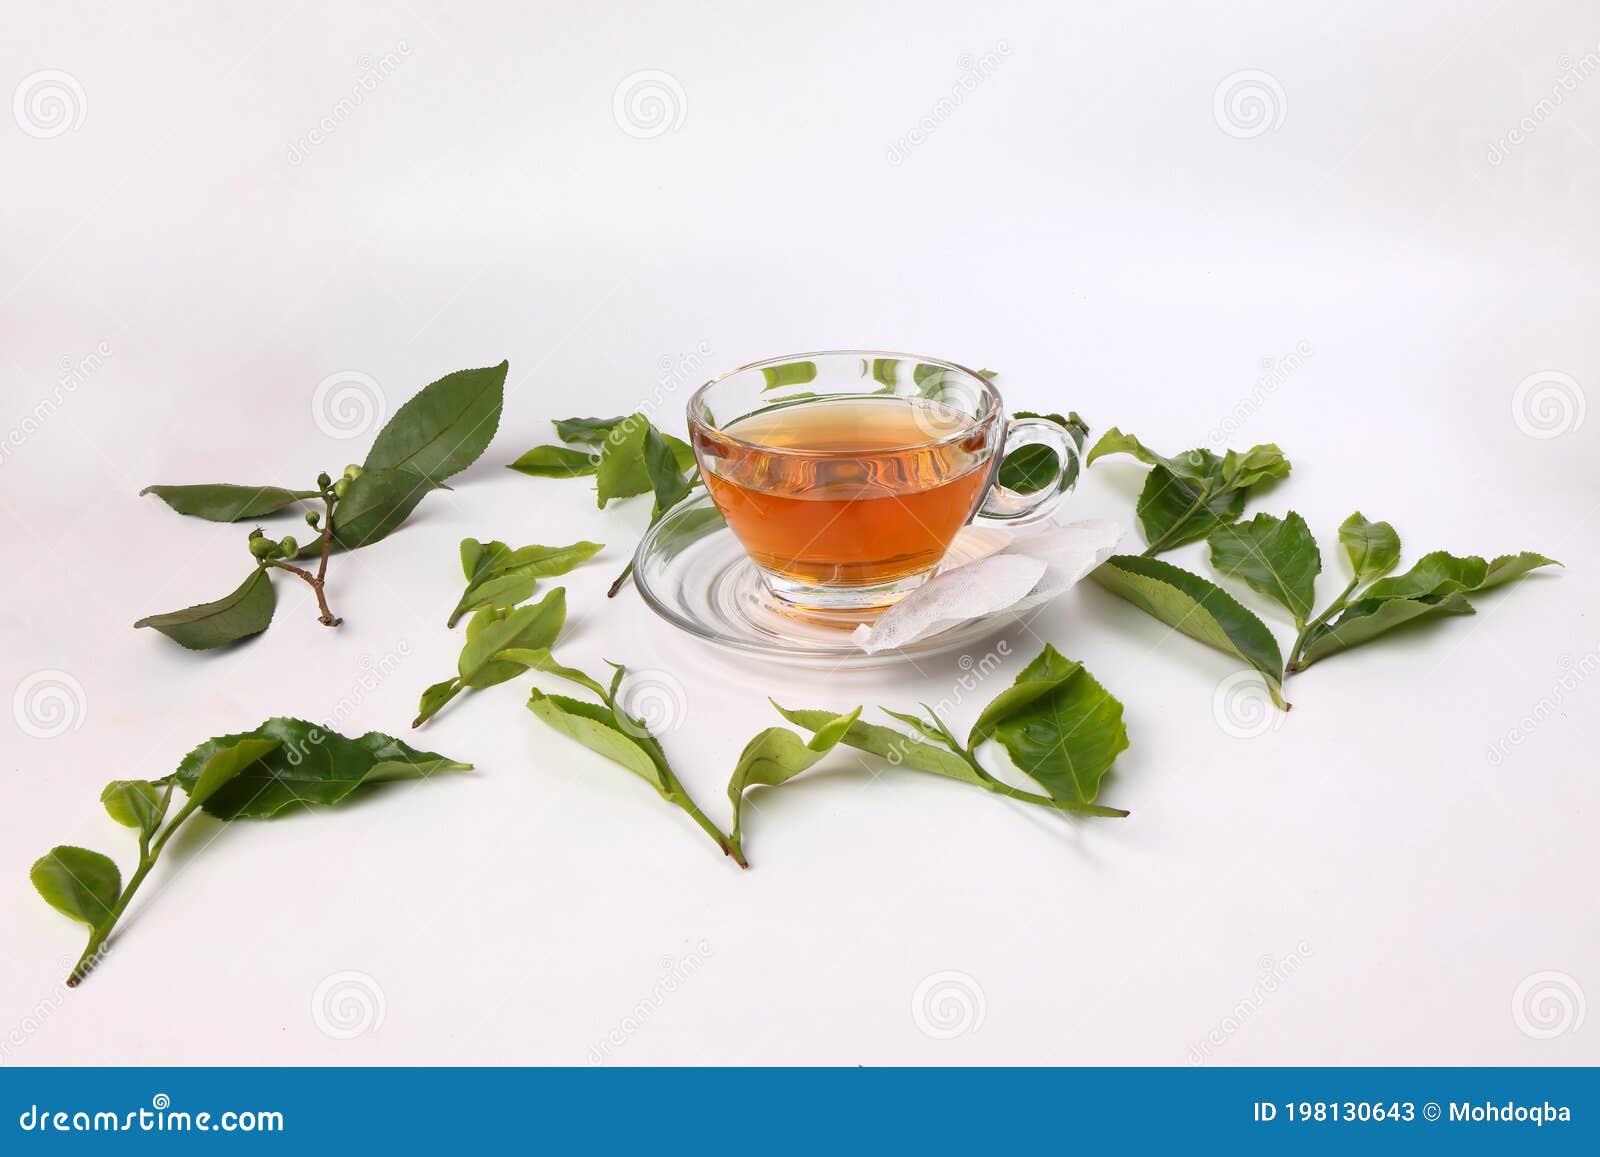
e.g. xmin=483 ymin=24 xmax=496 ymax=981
xmin=851 ymin=518 xmax=1125 ymax=653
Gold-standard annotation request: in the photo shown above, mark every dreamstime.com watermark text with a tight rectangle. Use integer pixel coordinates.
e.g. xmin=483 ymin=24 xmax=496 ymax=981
xmin=1209 ymin=341 xmax=1313 ymax=448
xmin=1189 ymin=941 xmax=1314 ymax=1064
xmin=887 ymin=44 xmax=1012 ymax=166
xmin=1486 ymin=644 xmax=1598 ymax=765
xmin=17 ymin=1094 xmax=283 ymax=1134
xmin=1 ymin=341 xmax=112 ymax=468
xmin=588 ymin=940 xmax=713 ymax=1064
xmin=287 ymin=43 xmax=413 ymax=165
xmin=1486 ymin=44 xmax=1600 ymax=166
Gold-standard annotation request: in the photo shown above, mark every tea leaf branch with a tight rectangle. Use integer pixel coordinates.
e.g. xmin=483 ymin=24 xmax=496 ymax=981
xmin=736 ymin=644 xmax=1131 ymax=862
xmin=138 ymin=361 xmax=508 ymax=648
xmin=509 ymin=412 xmax=699 ymax=597
xmin=507 ymin=648 xmax=745 ymax=867
xmin=32 ymin=720 xmax=470 ymax=985
xmin=1228 ymin=513 xmax=1563 ymax=674
xmin=414 ymin=587 xmax=568 ymax=726
xmin=449 ymin=537 xmax=602 ymax=627
xmin=1084 ymin=426 xmax=1558 ymax=704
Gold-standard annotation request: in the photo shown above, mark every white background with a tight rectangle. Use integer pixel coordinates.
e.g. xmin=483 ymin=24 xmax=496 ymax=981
xmin=2 ymin=0 xmax=1595 ymax=1066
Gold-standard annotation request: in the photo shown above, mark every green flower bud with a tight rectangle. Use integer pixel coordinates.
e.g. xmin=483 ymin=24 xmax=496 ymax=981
xmin=316 ymin=471 xmax=332 ymax=490
xmin=342 ymin=464 xmax=364 ymax=481
xmin=304 ymin=510 xmax=321 ymax=528
xmin=278 ymin=535 xmax=299 ymax=557
xmin=333 ymin=477 xmax=350 ymax=499
xmin=249 ymin=536 xmax=276 ymax=560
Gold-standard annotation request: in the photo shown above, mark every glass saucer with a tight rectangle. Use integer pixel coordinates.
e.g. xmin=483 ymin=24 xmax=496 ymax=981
xmin=631 ymin=490 xmax=1015 ymax=670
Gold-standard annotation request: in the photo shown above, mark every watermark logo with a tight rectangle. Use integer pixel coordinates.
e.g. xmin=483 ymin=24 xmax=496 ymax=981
xmin=612 ymin=70 xmax=686 ymax=139
xmin=1512 ymin=971 xmax=1585 ymax=1040
xmin=1511 ymin=370 xmax=1585 ymax=440
xmin=13 ymin=670 xmax=87 ymax=739
xmin=909 ymin=371 xmax=984 ymax=440
xmin=614 ymin=668 xmax=690 ymax=738
xmin=911 ymin=970 xmax=986 ymax=1039
xmin=1212 ymin=70 xmax=1286 ymax=139
xmin=1212 ymin=671 xmax=1286 ymax=739
xmin=311 ymin=970 xmax=386 ymax=1039
xmin=588 ymin=941 xmax=713 ymax=1063
xmin=1487 ymin=45 xmax=1600 ymax=166
xmin=13 ymin=70 xmax=86 ymax=139
xmin=1189 ymin=942 xmax=1313 ymax=1064
xmin=312 ymin=370 xmax=386 ymax=440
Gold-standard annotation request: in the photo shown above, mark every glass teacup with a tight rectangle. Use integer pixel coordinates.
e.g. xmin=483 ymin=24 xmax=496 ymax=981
xmin=687 ymin=351 xmax=1079 ymax=611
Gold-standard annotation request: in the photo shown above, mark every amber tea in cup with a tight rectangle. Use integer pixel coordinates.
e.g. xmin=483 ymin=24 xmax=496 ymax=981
xmin=688 ymin=352 xmax=1080 ymax=611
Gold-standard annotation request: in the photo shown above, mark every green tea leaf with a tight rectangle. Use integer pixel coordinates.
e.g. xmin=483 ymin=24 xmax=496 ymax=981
xmin=1014 ymin=411 xmax=1089 ymax=451
xmin=140 ymin=484 xmax=309 ymax=522
xmin=1087 ymin=428 xmax=1216 ymax=481
xmin=553 ymin=417 xmax=695 ymax=469
xmin=1002 ymin=412 xmax=1088 ymax=494
xmin=1091 ymin=430 xmax=1289 ymax=553
xmin=978 ymin=645 xmax=1129 ymax=804
xmin=592 ymin=414 xmax=698 ymax=508
xmin=449 ymin=573 xmax=537 ymax=626
xmin=134 ymin=568 xmax=277 ymax=650
xmin=1220 ymin=444 xmax=1290 ymax=490
xmin=508 ymin=541 xmax=605 ymax=576
xmin=527 ymin=688 xmax=666 ymax=791
xmin=415 ymin=589 xmax=569 ymax=726
xmin=184 ymin=737 xmax=283 ymax=811
xmin=553 ymin=416 xmax=626 ymax=444
xmin=1338 ymin=512 xmax=1401 ymax=584
xmin=879 ymin=707 xmax=956 ymax=746
xmin=644 ymin=426 xmax=693 ymax=517
xmin=726 ymin=710 xmax=863 ymax=848
xmin=966 ymin=646 xmax=1082 ymax=745
xmin=506 ymin=445 xmax=599 ymax=478
xmin=174 ymin=720 xmax=469 ymax=819
xmin=364 ymin=360 xmax=507 ymax=482
xmin=594 ymin=415 xmax=653 ymax=507
xmin=31 ymin=846 xmax=121 ymax=928
xmin=520 ymin=653 xmax=739 ymax=863
xmin=997 ymin=444 xmax=1062 ymax=494
xmin=100 ymin=781 xmax=166 ymax=838
xmin=1292 ymin=535 xmax=1556 ymax=670
xmin=495 ymin=647 xmax=609 ymax=699
xmin=1136 ymin=465 xmax=1246 ymax=549
xmin=461 ymin=538 xmax=603 ymax=582
xmin=457 ymin=589 xmax=567 ymax=689
xmin=329 ymin=466 xmax=442 ymax=550
xmin=1094 ymin=554 xmax=1286 ymax=706
xmin=1207 ymin=511 xmax=1322 ymax=626
xmin=772 ymin=704 xmax=984 ymax=785
xmin=1296 ymin=592 xmax=1476 ymax=668
xmin=1362 ymin=551 xmax=1489 ymax=601
xmin=448 ymin=538 xmax=601 ymax=626
xmin=1480 ymin=551 xmax=1561 ymax=590
xmin=415 ymin=679 xmax=462 ymax=726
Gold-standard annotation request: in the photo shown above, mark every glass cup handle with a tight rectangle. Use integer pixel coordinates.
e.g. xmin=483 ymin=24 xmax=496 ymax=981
xmin=977 ymin=416 xmax=1082 ymax=524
